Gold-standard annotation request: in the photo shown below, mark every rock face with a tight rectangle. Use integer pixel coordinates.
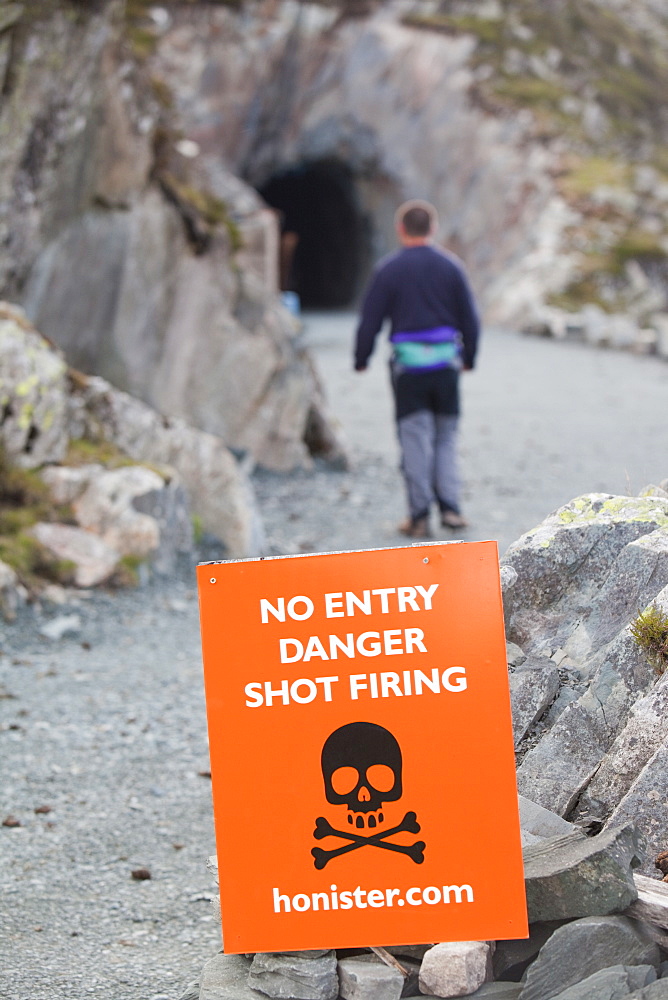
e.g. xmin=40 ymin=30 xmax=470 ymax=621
xmin=153 ymin=0 xmax=572 ymax=325
xmin=0 ymin=305 xmax=263 ymax=562
xmin=501 ymin=492 xmax=668 ymax=868
xmin=0 ymin=2 xmax=340 ymax=474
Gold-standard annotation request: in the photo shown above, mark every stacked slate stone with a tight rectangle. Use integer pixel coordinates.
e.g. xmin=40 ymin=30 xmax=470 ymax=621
xmin=193 ymin=821 xmax=668 ymax=1000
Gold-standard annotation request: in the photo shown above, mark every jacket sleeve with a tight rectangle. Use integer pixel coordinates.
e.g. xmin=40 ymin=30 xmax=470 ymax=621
xmin=354 ymin=267 xmax=391 ymax=370
xmin=453 ymin=268 xmax=480 ymax=369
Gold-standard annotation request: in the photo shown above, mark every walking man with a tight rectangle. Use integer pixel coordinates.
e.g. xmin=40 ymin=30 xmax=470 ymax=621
xmin=354 ymin=200 xmax=480 ymax=537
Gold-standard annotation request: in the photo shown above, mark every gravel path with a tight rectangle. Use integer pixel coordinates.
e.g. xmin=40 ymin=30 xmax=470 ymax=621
xmin=2 ymin=313 xmax=667 ymax=1000
xmin=257 ymin=313 xmax=668 ymax=557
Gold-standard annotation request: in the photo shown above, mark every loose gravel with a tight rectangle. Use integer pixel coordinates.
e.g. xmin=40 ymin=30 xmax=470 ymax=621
xmin=2 ymin=316 xmax=667 ymax=1000
xmin=1 ymin=583 xmax=219 ymax=1000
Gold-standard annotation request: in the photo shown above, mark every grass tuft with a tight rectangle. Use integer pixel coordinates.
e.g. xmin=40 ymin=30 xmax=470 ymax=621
xmin=629 ymin=604 xmax=668 ymax=675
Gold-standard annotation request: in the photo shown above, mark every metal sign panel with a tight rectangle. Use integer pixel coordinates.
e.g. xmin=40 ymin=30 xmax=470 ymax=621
xmin=198 ymin=541 xmax=527 ymax=953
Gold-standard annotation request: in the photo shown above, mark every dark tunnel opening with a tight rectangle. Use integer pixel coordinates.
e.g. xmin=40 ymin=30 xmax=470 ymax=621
xmin=258 ymin=159 xmax=371 ymax=309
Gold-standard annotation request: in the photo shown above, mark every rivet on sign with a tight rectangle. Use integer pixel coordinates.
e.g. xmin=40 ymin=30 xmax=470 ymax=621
xmin=210 ymin=578 xmax=217 ymax=584
xmin=423 ymin=558 xmax=429 ymax=564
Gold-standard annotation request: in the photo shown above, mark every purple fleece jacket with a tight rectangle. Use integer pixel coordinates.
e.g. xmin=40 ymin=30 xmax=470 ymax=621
xmin=354 ymin=244 xmax=480 ymax=371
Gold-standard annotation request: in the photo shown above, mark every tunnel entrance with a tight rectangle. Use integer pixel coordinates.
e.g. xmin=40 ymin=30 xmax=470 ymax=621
xmin=258 ymin=159 xmax=371 ymax=309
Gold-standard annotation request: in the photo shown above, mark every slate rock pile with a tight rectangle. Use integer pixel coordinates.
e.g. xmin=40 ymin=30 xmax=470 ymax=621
xmin=192 ymin=812 xmax=668 ymax=1000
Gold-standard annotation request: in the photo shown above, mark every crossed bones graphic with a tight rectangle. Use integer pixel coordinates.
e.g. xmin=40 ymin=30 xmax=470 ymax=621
xmin=311 ymin=811 xmax=425 ymax=869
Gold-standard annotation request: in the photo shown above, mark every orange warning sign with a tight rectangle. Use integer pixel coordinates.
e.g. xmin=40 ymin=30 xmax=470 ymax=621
xmin=197 ymin=541 xmax=528 ymax=954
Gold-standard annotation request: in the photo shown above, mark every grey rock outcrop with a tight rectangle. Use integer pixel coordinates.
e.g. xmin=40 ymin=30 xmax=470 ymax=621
xmin=518 ymin=916 xmax=659 ymax=1000
xmin=575 ymin=629 xmax=668 ymax=827
xmin=605 ymin=742 xmax=668 ymax=873
xmin=510 ymin=657 xmax=560 ymax=745
xmin=523 ymin=825 xmax=641 ymax=923
xmin=153 ymin=1 xmax=573 ymax=326
xmin=502 ymin=495 xmax=668 ymax=664
xmin=0 ymin=304 xmax=266 ymax=561
xmin=24 ymin=194 xmax=324 ymax=472
xmin=500 ymin=493 xmax=668 ymax=861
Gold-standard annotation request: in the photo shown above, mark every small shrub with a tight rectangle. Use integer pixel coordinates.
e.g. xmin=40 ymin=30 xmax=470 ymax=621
xmin=629 ymin=604 xmax=668 ymax=675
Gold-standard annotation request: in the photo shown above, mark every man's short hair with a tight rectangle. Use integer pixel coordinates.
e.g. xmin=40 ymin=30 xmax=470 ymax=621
xmin=396 ymin=200 xmax=438 ymax=237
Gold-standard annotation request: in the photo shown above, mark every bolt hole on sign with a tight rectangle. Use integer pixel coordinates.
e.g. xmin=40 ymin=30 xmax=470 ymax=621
xmin=197 ymin=541 xmax=528 ymax=954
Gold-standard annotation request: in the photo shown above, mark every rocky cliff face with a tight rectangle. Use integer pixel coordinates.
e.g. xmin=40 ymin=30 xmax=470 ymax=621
xmin=152 ymin=0 xmax=570 ymax=322
xmin=151 ymin=0 xmax=668 ymax=326
xmin=2 ymin=0 xmax=667 ymax=458
xmin=0 ymin=0 xmax=341 ymax=473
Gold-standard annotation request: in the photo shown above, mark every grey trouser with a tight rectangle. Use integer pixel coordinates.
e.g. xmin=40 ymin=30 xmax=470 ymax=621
xmin=397 ymin=411 xmax=461 ymax=521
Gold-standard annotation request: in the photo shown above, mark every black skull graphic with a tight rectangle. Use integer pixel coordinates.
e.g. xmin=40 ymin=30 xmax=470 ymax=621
xmin=321 ymin=721 xmax=403 ymax=818
xmin=312 ymin=721 xmax=424 ymax=867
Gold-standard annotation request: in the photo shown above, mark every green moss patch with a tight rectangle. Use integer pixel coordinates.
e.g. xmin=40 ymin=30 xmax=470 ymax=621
xmin=0 ymin=447 xmax=78 ymax=588
xmin=65 ymin=438 xmax=137 ymax=469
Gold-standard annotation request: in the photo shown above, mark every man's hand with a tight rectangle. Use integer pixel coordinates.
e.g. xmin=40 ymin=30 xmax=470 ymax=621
xmin=355 ymin=365 xmax=367 ymax=372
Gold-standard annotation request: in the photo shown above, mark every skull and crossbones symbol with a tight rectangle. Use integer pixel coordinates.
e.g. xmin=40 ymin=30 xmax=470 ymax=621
xmin=312 ymin=722 xmax=425 ymax=869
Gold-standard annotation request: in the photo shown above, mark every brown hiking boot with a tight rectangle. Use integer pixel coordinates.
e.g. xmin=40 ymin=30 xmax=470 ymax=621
xmin=398 ymin=516 xmax=430 ymax=538
xmin=441 ymin=510 xmax=469 ymax=529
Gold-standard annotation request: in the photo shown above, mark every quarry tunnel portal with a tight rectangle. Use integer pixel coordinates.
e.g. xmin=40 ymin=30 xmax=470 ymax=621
xmin=258 ymin=159 xmax=372 ymax=310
